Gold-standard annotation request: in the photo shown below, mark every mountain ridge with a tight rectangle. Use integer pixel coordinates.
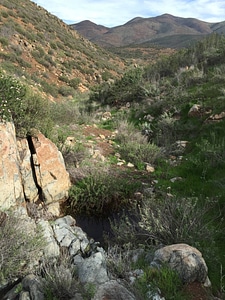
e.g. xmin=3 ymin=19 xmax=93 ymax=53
xmin=71 ymin=14 xmax=225 ymax=48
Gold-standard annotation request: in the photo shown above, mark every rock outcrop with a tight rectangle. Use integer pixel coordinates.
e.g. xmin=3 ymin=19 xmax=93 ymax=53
xmin=0 ymin=122 xmax=71 ymax=213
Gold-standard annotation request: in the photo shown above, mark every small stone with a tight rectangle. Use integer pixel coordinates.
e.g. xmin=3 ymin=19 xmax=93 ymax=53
xmin=170 ymin=177 xmax=183 ymax=183
xmin=145 ymin=164 xmax=155 ymax=173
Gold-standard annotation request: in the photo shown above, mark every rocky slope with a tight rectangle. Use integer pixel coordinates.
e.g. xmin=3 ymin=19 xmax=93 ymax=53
xmin=0 ymin=0 xmax=126 ymax=99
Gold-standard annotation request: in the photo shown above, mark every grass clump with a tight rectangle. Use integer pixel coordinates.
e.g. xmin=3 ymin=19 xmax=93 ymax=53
xmin=0 ymin=211 xmax=44 ymax=284
xmin=41 ymin=250 xmax=79 ymax=300
xmin=115 ymin=120 xmax=161 ymax=169
xmin=68 ymin=167 xmax=142 ymax=216
xmin=40 ymin=249 xmax=95 ymax=300
xmin=134 ymin=264 xmax=189 ymax=300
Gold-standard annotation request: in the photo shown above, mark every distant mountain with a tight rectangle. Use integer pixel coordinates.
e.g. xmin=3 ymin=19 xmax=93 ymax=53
xmin=71 ymin=14 xmax=225 ymax=48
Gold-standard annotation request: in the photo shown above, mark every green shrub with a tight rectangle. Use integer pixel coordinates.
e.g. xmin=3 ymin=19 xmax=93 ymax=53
xmin=0 ymin=71 xmax=52 ymax=136
xmin=89 ymin=67 xmax=145 ymax=106
xmin=119 ymin=140 xmax=160 ymax=169
xmin=0 ymin=37 xmax=8 ymax=46
xmin=1 ymin=10 xmax=9 ymax=18
xmin=106 ymin=244 xmax=135 ymax=280
xmin=0 ymin=71 xmax=26 ymax=122
xmin=50 ymin=42 xmax=57 ymax=50
xmin=18 ymin=89 xmax=53 ymax=137
xmin=69 ymin=78 xmax=81 ymax=89
xmin=58 ymin=85 xmax=75 ymax=97
xmin=115 ymin=120 xmax=161 ymax=169
xmin=58 ymin=75 xmax=69 ymax=84
xmin=41 ymin=80 xmax=58 ymax=98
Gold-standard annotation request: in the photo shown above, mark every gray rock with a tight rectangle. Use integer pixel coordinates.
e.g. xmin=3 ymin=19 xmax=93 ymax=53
xmin=52 ymin=222 xmax=76 ymax=247
xmin=22 ymin=274 xmax=44 ymax=300
xmin=69 ymin=239 xmax=81 ymax=256
xmin=75 ymin=252 xmax=109 ymax=284
xmin=54 ymin=215 xmax=76 ymax=227
xmin=38 ymin=219 xmax=60 ymax=258
xmin=52 ymin=216 xmax=91 ymax=256
xmin=19 ymin=291 xmax=31 ymax=300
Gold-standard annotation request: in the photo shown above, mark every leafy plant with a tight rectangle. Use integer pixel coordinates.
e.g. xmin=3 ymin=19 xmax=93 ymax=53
xmin=0 ymin=71 xmax=26 ymax=122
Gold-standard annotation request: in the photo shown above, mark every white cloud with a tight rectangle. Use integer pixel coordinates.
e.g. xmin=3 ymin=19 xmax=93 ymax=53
xmin=32 ymin=0 xmax=225 ymax=27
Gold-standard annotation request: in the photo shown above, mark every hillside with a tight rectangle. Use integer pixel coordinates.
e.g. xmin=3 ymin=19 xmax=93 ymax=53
xmin=71 ymin=14 xmax=225 ymax=48
xmin=0 ymin=0 xmax=126 ymax=100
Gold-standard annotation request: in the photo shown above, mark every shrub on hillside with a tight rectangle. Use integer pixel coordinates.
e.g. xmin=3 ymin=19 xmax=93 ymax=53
xmin=0 ymin=71 xmax=52 ymax=136
xmin=58 ymin=85 xmax=75 ymax=97
xmin=89 ymin=67 xmax=146 ymax=106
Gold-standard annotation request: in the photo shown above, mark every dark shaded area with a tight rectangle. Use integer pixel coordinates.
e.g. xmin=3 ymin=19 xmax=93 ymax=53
xmin=26 ymin=135 xmax=44 ymax=202
xmin=75 ymin=214 xmax=113 ymax=246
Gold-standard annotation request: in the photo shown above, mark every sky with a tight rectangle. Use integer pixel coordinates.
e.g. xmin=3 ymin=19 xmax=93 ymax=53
xmin=32 ymin=0 xmax=225 ymax=27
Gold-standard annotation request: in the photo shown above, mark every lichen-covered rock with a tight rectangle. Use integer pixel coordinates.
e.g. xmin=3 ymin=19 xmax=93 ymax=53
xmin=151 ymin=243 xmax=209 ymax=284
xmin=22 ymin=274 xmax=44 ymax=300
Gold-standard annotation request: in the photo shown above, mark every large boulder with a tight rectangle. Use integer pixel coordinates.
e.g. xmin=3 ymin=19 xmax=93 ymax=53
xmin=32 ymin=132 xmax=71 ymax=204
xmin=0 ymin=122 xmax=24 ymax=208
xmin=151 ymin=244 xmax=209 ymax=285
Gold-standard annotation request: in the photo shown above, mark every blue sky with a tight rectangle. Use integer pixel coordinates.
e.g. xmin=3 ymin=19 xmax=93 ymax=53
xmin=32 ymin=0 xmax=225 ymax=27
